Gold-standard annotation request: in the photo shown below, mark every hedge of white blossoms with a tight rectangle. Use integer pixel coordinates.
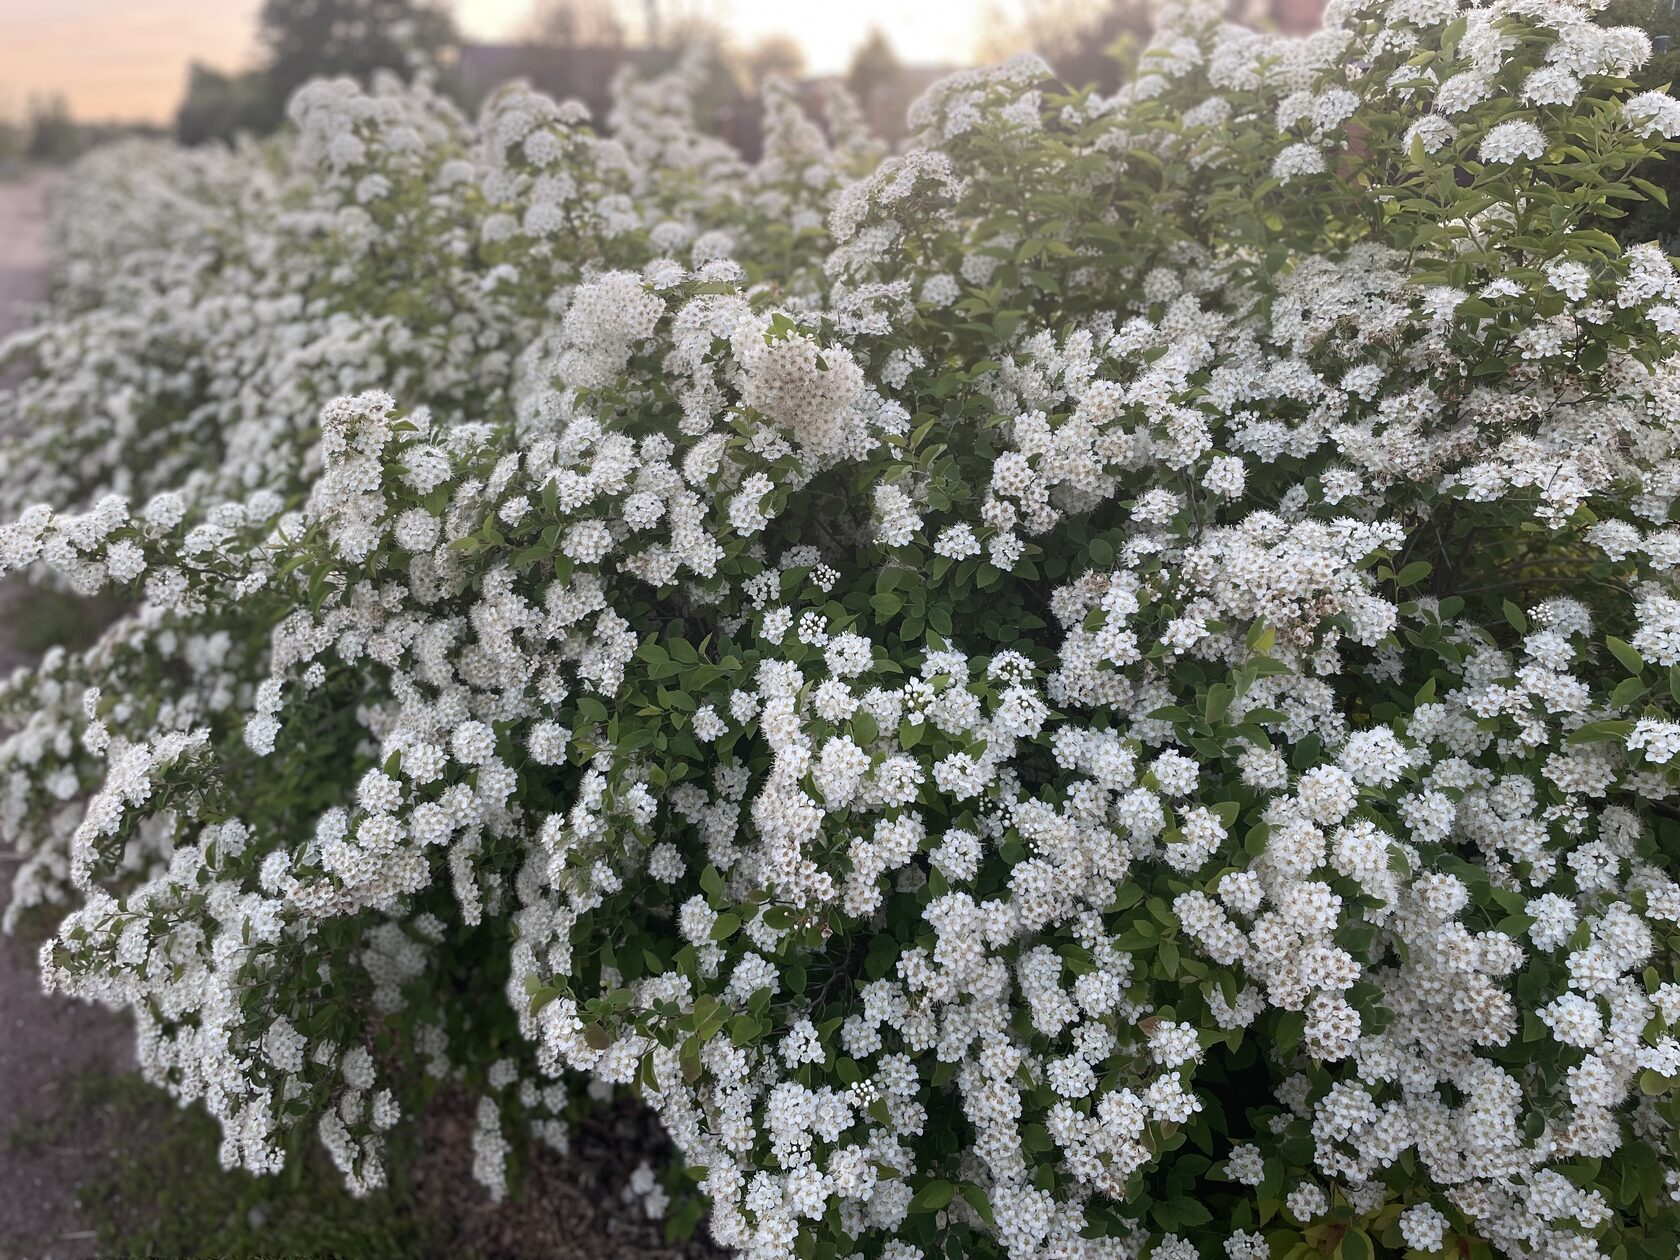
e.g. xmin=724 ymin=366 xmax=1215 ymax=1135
xmin=6 ymin=0 xmax=1680 ymax=1256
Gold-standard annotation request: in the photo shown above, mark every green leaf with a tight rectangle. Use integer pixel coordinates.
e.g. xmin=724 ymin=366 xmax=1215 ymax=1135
xmin=1608 ymin=636 xmax=1645 ymax=677
xmin=866 ymin=591 xmax=907 ymax=621
xmin=1633 ymin=175 xmax=1671 ymax=208
xmin=681 ymin=1036 xmax=702 ymax=1083
xmin=1336 ymin=1229 xmax=1374 ymax=1260
xmin=959 ymin=1183 xmax=996 ymax=1226
xmin=1612 ymin=676 xmax=1647 ymax=709
xmin=709 ymin=913 xmax=741 ymax=941
xmin=1173 ymin=1199 xmax=1212 ymax=1226
xmin=1394 ymin=560 xmax=1432 ymax=587
xmin=1568 ymin=719 xmax=1634 ymax=746
xmin=1503 ymin=599 xmax=1528 ymax=634
xmin=1158 ymin=939 xmax=1180 ymax=975
xmin=510 ymin=544 xmax=549 ymax=570
xmin=908 ymin=1179 xmax=956 ymax=1214
xmin=1204 ymin=684 xmax=1234 ymax=726
xmin=729 ymin=1015 xmax=759 ymax=1046
xmin=700 ymin=865 xmax=726 ymax=906
xmin=1441 ymin=12 xmax=1466 ymax=56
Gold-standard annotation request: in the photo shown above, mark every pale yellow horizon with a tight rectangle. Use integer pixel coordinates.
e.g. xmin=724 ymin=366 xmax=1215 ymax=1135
xmin=0 ymin=0 xmax=1011 ymax=124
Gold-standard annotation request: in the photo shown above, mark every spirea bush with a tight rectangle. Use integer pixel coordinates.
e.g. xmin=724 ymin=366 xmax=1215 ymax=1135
xmin=8 ymin=1 xmax=1680 ymax=1256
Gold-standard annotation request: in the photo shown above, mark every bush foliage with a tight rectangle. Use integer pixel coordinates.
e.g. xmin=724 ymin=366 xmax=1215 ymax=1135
xmin=5 ymin=1 xmax=1680 ymax=1258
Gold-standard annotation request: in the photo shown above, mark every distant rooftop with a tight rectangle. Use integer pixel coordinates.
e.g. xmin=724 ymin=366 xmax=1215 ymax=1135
xmin=455 ymin=43 xmax=667 ymax=117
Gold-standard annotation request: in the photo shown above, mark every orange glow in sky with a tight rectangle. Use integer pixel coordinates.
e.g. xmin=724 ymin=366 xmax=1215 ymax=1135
xmin=0 ymin=0 xmax=991 ymax=123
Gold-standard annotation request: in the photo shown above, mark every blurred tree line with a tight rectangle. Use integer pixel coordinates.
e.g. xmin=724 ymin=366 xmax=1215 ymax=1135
xmin=0 ymin=95 xmax=165 ymax=170
xmin=170 ymin=0 xmax=1168 ymax=150
xmin=16 ymin=0 xmax=1676 ymax=244
xmin=155 ymin=0 xmax=1680 ymax=252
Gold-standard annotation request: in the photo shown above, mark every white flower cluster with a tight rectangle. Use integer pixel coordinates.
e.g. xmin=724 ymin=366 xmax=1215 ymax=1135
xmin=4 ymin=2 xmax=1680 ymax=1258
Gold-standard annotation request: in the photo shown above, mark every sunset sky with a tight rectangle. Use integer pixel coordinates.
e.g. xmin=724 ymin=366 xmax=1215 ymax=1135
xmin=0 ymin=1 xmax=991 ymax=123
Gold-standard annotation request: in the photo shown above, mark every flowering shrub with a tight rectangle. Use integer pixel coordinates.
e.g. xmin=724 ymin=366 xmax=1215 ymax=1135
xmin=7 ymin=1 xmax=1680 ymax=1257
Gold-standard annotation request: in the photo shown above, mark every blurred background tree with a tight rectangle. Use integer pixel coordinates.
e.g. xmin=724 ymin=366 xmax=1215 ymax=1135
xmin=0 ymin=98 xmax=24 ymax=172
xmin=259 ymin=0 xmax=458 ymax=116
xmin=176 ymin=0 xmax=457 ymax=145
xmin=845 ymin=28 xmax=902 ymax=118
xmin=528 ymin=0 xmax=629 ymax=47
xmin=25 ymin=94 xmax=81 ymax=163
xmin=175 ymin=63 xmax=272 ymax=148
xmin=738 ymin=34 xmax=806 ymax=97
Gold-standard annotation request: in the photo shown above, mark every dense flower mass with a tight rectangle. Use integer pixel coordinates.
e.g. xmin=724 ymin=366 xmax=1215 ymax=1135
xmin=6 ymin=0 xmax=1680 ymax=1256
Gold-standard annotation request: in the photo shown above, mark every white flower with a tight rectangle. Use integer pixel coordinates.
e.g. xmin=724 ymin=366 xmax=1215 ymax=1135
xmin=13 ymin=16 xmax=1680 ymax=1256
xmin=451 ymin=721 xmax=496 ymax=767
xmin=1272 ymin=142 xmax=1326 ymax=181
xmin=1400 ymin=1203 xmax=1449 ymax=1252
xmin=1625 ymin=91 xmax=1680 ymax=140
xmin=1522 ymin=67 xmax=1580 ymax=108
xmin=1478 ymin=119 xmax=1548 ymax=165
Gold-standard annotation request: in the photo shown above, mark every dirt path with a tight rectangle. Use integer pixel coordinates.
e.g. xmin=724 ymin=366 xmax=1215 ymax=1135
xmin=0 ymin=169 xmax=61 ymax=680
xmin=0 ymin=170 xmax=132 ymax=1260
xmin=0 ymin=171 xmax=57 ymax=342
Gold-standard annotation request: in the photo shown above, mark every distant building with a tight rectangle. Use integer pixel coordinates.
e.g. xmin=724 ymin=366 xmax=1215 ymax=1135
xmin=455 ymin=42 xmax=664 ymax=121
xmin=453 ymin=41 xmax=773 ymax=153
xmin=798 ymin=65 xmax=960 ymax=143
xmin=1268 ymin=0 xmax=1324 ymax=34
